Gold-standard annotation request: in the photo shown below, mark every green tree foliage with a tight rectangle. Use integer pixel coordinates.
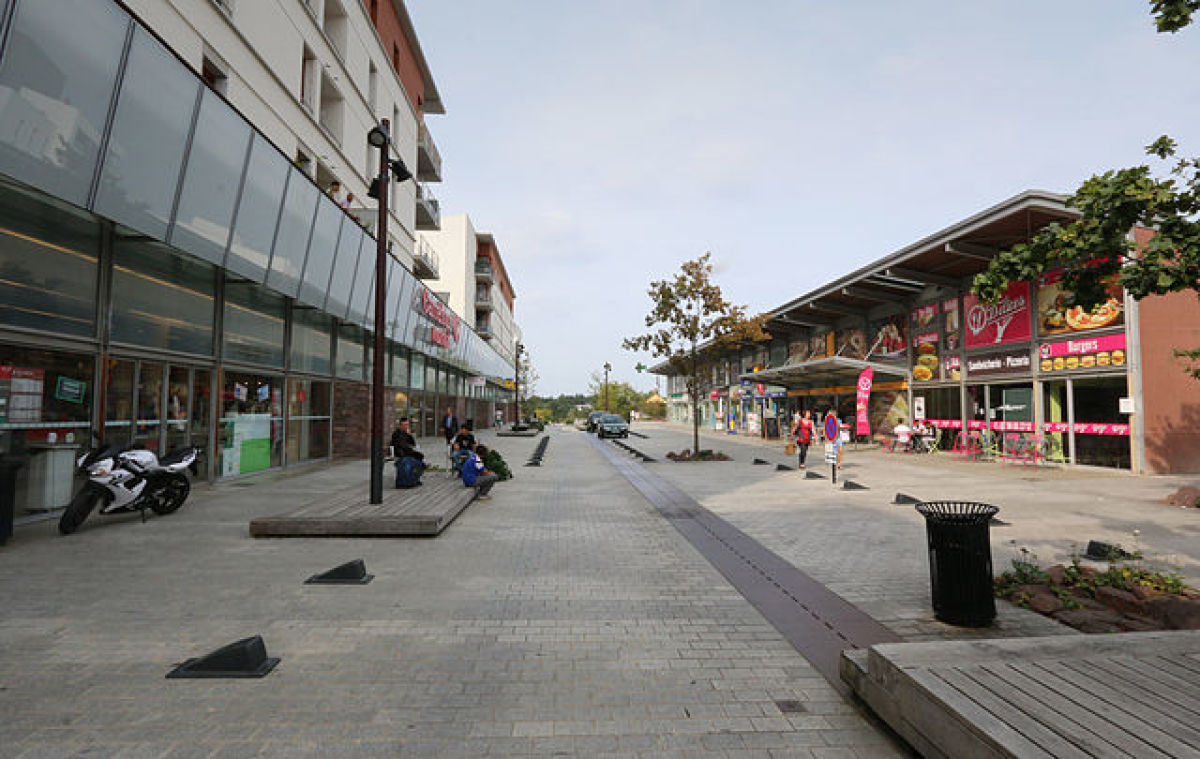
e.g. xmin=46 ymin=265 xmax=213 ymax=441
xmin=974 ymin=5 xmax=1199 ymax=378
xmin=525 ymin=393 xmax=591 ymax=423
xmin=623 ymin=252 xmax=770 ymax=454
xmin=586 ymin=377 xmax=644 ymax=419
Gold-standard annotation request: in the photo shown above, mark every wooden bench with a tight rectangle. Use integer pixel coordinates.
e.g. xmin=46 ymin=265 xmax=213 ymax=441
xmin=249 ymin=474 xmax=476 ymax=537
xmin=842 ymin=630 xmax=1200 ymax=758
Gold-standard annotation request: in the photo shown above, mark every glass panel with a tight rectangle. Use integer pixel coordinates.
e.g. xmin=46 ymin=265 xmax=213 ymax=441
xmin=289 ymin=306 xmax=332 ymax=375
xmin=410 ymin=352 xmax=424 ymax=390
xmin=1072 ymin=376 xmax=1130 ymax=468
xmin=0 ymin=178 xmax=98 ymax=335
xmin=170 ymin=89 xmax=251 ymax=265
xmin=103 ymin=358 xmax=134 ymax=448
xmin=0 ymin=0 xmax=128 ymax=206
xmin=384 ymin=258 xmax=403 ymax=338
xmin=133 ymin=362 xmax=162 ymax=453
xmin=323 ymin=221 xmax=359 ymax=319
xmin=1042 ymin=380 xmax=1070 ymax=464
xmin=389 ymin=343 xmax=408 ymax=387
xmin=94 ymin=28 xmax=200 ymax=240
xmin=219 ymin=370 xmax=281 ymax=476
xmin=165 ymin=366 xmax=189 ymax=451
xmin=226 ymin=135 xmax=287 ymax=282
xmin=285 ymin=378 xmax=329 ymax=463
xmin=0 ymin=346 xmax=94 ymax=514
xmin=296 ymin=198 xmax=342 ymax=307
xmin=348 ymin=232 xmax=376 ymax=326
xmin=191 ymin=368 xmax=211 ymax=479
xmin=223 ymin=278 xmax=285 ymax=368
xmin=336 ymin=323 xmax=365 ymax=380
xmin=265 ymin=167 xmax=317 ymax=297
xmin=110 ymin=232 xmax=215 ymax=354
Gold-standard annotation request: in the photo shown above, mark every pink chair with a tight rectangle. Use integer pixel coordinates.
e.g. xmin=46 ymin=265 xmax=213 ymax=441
xmin=1021 ymin=435 xmax=1044 ymax=468
xmin=1000 ymin=433 xmax=1022 ymax=465
xmin=952 ymin=431 xmax=969 ymax=460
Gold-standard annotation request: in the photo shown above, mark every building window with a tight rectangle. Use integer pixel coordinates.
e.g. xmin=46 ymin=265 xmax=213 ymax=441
xmin=337 ymin=323 xmax=366 ymax=381
xmin=368 ymin=62 xmax=378 ymax=112
xmin=300 ymin=45 xmax=318 ymax=112
xmin=322 ymin=0 xmax=348 ymax=61
xmin=110 ymin=233 xmax=215 ymax=355
xmin=318 ymin=74 xmax=343 ymax=144
xmin=369 ymin=0 xmax=378 ymax=21
xmin=290 ymin=306 xmax=333 ymax=375
xmin=201 ymin=54 xmax=228 ymax=95
xmin=223 ymin=278 xmax=285 ymax=368
xmin=219 ymin=370 xmax=282 ymax=476
xmin=286 ymin=378 xmax=330 ymax=462
xmin=392 ymin=43 xmax=400 ymax=73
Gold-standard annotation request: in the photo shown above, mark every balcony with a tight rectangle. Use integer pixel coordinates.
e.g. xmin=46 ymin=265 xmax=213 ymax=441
xmin=415 ymin=181 xmax=439 ymax=230
xmin=474 ymin=259 xmax=493 ymax=283
xmin=413 ymin=237 xmax=439 ymax=279
xmin=475 ymin=321 xmax=493 ymax=339
xmin=417 ymin=122 xmax=442 ymax=182
xmin=474 ymin=288 xmax=493 ymax=311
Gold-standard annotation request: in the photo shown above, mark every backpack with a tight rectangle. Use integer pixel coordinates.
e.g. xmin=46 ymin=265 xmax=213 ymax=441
xmin=395 ymin=457 xmax=422 ymax=488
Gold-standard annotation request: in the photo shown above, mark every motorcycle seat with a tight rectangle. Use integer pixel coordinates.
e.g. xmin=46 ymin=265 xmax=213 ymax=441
xmin=158 ymin=448 xmax=195 ymax=466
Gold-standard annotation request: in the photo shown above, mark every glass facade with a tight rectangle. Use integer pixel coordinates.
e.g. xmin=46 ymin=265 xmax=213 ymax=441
xmin=0 ymin=0 xmax=516 ymax=518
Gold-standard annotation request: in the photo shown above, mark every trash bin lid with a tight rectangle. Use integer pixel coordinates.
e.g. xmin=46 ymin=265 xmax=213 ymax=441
xmin=914 ymin=500 xmax=998 ymax=524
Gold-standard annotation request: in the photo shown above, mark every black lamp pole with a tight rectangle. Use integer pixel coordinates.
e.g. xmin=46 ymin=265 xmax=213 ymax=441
xmin=603 ymin=361 xmax=612 ymax=412
xmin=513 ymin=342 xmax=523 ymax=428
xmin=367 ymin=120 xmax=391 ymax=505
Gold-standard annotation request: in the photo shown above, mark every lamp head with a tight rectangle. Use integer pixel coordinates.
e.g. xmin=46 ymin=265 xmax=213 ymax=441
xmin=367 ymin=125 xmax=390 ymax=148
xmin=388 ymin=158 xmax=412 ymax=183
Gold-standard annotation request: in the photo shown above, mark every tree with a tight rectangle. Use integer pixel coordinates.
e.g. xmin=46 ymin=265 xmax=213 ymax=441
xmin=973 ymin=4 xmax=1199 ymax=378
xmin=516 ymin=347 xmax=538 ymax=405
xmin=623 ymin=252 xmax=770 ymax=454
xmin=586 ymin=377 xmax=645 ymax=420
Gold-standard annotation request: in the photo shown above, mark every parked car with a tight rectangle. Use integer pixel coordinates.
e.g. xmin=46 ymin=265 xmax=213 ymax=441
xmin=585 ymin=411 xmax=607 ymax=433
xmin=597 ymin=414 xmax=629 ymax=439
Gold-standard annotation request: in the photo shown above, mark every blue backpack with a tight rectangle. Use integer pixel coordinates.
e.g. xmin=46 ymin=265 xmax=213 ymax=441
xmin=395 ymin=457 xmax=422 ymax=488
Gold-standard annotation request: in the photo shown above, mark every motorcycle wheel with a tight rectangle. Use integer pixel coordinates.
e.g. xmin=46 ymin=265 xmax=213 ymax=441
xmin=58 ymin=488 xmax=100 ymax=535
xmin=150 ymin=474 xmax=190 ymax=515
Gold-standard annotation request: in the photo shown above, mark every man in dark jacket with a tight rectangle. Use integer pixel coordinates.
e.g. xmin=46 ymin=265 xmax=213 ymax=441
xmin=389 ymin=418 xmax=425 ymax=487
xmin=441 ymin=406 xmax=458 ymax=445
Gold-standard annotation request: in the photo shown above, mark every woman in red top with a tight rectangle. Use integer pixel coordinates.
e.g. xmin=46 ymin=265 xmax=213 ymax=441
xmin=791 ymin=409 xmax=816 ymax=469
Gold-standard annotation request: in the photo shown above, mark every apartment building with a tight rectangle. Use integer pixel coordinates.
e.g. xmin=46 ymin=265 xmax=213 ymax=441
xmin=420 ymin=214 xmax=521 ymax=368
xmin=0 ymin=0 xmax=516 ymax=521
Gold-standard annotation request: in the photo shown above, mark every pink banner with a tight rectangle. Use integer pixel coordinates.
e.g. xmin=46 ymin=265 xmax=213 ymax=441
xmin=963 ymin=281 xmax=1033 ymax=348
xmin=855 ymin=367 xmax=873 ymax=435
xmin=966 ymin=420 xmax=1035 ymax=432
xmin=926 ymin=419 xmax=963 ymax=429
xmin=1040 ymin=333 xmax=1126 ymax=358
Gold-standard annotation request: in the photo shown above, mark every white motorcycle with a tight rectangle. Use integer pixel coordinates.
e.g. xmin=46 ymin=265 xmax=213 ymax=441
xmin=58 ymin=443 xmax=198 ymax=535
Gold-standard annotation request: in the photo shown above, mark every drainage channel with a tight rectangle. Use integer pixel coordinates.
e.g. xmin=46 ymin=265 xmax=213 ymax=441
xmin=592 ymin=435 xmax=900 ymax=695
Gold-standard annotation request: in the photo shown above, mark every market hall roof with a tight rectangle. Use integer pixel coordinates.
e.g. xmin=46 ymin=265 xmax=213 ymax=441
xmin=769 ymin=190 xmax=1074 ymax=329
xmin=739 ymin=356 xmax=909 ymax=390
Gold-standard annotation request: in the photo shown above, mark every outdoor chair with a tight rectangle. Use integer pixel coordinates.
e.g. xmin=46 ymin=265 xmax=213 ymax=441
xmin=1000 ymin=433 xmax=1023 ymax=465
xmin=1020 ymin=435 xmax=1044 ymax=468
xmin=952 ymin=431 xmax=970 ymax=460
xmin=976 ymin=430 xmax=999 ymax=461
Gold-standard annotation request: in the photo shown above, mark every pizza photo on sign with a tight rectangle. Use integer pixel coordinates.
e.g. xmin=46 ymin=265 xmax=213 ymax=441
xmin=1064 ymin=298 xmax=1122 ymax=331
xmin=1038 ymin=269 xmax=1124 ymax=335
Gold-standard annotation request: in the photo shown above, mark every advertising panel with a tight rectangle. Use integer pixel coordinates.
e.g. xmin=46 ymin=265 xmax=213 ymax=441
xmin=943 ymin=297 xmax=961 ymax=351
xmin=867 ymin=313 xmax=906 ymax=361
xmin=855 ymin=367 xmax=873 ymax=435
xmin=911 ymin=331 xmax=939 ymax=382
xmin=1038 ymin=333 xmax=1127 ymax=373
xmin=1037 ymin=268 xmax=1124 ymax=336
xmin=963 ymin=281 xmax=1032 ymax=348
xmin=964 ymin=349 xmax=1032 ymax=378
xmin=836 ymin=328 xmax=868 ymax=360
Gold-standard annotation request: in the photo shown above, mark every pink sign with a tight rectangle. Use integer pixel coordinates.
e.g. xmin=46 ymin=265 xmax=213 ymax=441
xmin=1044 ymin=421 xmax=1129 ymax=435
xmin=963 ymin=281 xmax=1032 ymax=348
xmin=1040 ymin=333 xmax=1126 ymax=359
xmin=991 ymin=420 xmax=1035 ymax=433
xmin=855 ymin=367 xmax=873 ymax=436
xmin=926 ymin=419 xmax=963 ymax=429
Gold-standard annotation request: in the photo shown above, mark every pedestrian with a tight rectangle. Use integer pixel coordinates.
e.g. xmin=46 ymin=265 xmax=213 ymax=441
xmin=462 ymin=444 xmax=499 ymax=500
xmin=791 ymin=409 xmax=815 ymax=469
xmin=388 ymin=417 xmax=425 ymax=488
xmin=327 ymin=180 xmax=343 ymax=203
xmin=441 ymin=406 xmax=458 ymax=445
xmin=450 ymin=424 xmax=475 ymax=473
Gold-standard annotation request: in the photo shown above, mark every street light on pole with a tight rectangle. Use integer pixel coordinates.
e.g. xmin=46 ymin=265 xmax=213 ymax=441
xmin=365 ymin=119 xmax=412 ymax=505
xmin=513 ymin=342 xmax=524 ymax=429
xmin=603 ymin=362 xmax=612 ymax=412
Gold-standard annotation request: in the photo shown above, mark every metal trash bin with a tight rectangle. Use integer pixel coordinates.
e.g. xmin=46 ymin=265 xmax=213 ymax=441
xmin=915 ymin=500 xmax=999 ymax=627
xmin=0 ymin=455 xmax=25 ymax=546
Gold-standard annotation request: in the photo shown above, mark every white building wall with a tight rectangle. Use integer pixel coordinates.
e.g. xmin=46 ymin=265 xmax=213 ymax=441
xmin=123 ymin=0 xmax=425 ymax=268
xmin=418 ymin=213 xmax=475 ymax=319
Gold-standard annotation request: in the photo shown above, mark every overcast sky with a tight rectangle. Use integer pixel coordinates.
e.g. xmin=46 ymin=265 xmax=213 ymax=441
xmin=406 ymin=0 xmax=1200 ymax=396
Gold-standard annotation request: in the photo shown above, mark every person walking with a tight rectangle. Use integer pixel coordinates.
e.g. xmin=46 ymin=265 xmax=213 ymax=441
xmin=441 ymin=406 xmax=458 ymax=446
xmin=791 ymin=409 xmax=815 ymax=469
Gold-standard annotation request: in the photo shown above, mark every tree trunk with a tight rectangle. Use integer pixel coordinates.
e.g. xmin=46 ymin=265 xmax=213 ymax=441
xmin=690 ymin=348 xmax=700 ymax=455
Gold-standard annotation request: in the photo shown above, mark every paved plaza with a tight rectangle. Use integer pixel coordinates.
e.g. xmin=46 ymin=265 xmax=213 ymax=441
xmin=0 ymin=423 xmax=1197 ymax=757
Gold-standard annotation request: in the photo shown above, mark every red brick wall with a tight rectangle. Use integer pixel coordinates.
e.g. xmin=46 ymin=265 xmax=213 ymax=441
xmin=1138 ymin=291 xmax=1200 ymax=474
xmin=361 ymin=0 xmax=426 ymax=113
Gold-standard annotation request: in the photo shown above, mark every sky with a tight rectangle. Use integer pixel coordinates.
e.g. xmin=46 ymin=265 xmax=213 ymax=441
xmin=405 ymin=0 xmax=1200 ymax=397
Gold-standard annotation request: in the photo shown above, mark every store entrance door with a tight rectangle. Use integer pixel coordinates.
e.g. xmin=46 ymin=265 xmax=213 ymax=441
xmin=104 ymin=359 xmax=212 ymax=477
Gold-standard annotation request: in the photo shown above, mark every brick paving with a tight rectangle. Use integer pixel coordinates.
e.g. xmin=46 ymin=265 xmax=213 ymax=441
xmin=0 ymin=429 xmax=903 ymax=758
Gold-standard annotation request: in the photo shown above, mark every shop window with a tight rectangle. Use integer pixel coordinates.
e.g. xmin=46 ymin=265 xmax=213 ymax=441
xmin=227 ymin=135 xmax=288 ymax=282
xmin=0 ymin=346 xmax=94 ymax=515
xmin=389 ymin=343 xmax=409 ymax=387
xmin=286 ymin=377 xmax=330 ymax=463
xmin=410 ymin=352 xmax=425 ymax=390
xmin=104 ymin=359 xmax=134 ymax=448
xmin=110 ymin=233 xmax=215 ymax=355
xmin=132 ymin=363 xmax=162 ymax=452
xmin=266 ymin=165 xmax=318 ymax=297
xmin=348 ymin=233 xmax=377 ymax=326
xmin=336 ymin=323 xmax=365 ymax=380
xmin=0 ymin=0 xmax=129 ymax=207
xmin=223 ymin=279 xmax=285 ymax=368
xmin=191 ymin=369 xmax=212 ymax=479
xmin=94 ymin=28 xmax=201 ymax=241
xmin=0 ymin=179 xmax=99 ymax=336
xmin=290 ymin=306 xmax=332 ymax=376
xmin=1073 ymin=376 xmax=1130 ymax=468
xmin=219 ymin=371 xmax=281 ymax=476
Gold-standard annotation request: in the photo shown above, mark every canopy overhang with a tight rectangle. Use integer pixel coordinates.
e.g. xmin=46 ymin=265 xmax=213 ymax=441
xmin=740 ymin=356 xmax=909 ymax=391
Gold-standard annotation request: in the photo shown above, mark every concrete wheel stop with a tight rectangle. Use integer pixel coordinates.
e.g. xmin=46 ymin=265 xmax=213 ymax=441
xmin=805 ymin=470 xmax=825 ymax=479
xmin=842 ymin=479 xmax=868 ymax=490
xmin=775 ymin=463 xmax=792 ymax=471
xmin=166 ymin=635 xmax=279 ymax=679
xmin=893 ymin=492 xmax=921 ymax=505
xmin=305 ymin=558 xmax=373 ymax=584
xmin=752 ymin=458 xmax=770 ymax=465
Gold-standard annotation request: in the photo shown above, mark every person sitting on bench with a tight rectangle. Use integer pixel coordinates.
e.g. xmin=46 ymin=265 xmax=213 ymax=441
xmin=450 ymin=424 xmax=475 ymax=473
xmin=389 ymin=417 xmax=425 ymax=488
xmin=462 ymin=444 xmax=499 ymax=500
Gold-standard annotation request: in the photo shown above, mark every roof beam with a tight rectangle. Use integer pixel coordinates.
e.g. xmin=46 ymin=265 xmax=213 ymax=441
xmin=862 ymin=277 xmax=924 ymax=293
xmin=882 ymin=267 xmax=961 ymax=288
xmin=808 ymin=301 xmax=860 ymax=317
xmin=841 ymin=287 xmax=892 ymax=302
xmin=944 ymin=242 xmax=996 ymax=262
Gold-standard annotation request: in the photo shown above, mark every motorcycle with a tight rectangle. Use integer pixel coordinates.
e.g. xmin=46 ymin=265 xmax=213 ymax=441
xmin=58 ymin=443 xmax=198 ymax=535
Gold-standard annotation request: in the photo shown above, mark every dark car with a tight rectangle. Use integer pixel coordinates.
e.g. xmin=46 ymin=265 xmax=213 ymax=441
xmin=596 ymin=414 xmax=629 ymax=439
xmin=585 ymin=411 xmax=607 ymax=433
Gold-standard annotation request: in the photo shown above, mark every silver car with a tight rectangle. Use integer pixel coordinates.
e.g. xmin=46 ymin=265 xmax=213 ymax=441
xmin=596 ymin=414 xmax=629 ymax=439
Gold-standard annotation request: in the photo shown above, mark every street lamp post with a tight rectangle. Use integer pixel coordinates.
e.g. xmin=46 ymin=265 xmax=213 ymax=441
xmin=603 ymin=362 xmax=612 ymax=412
xmin=513 ymin=342 xmax=523 ymax=429
xmin=366 ymin=120 xmax=411 ymax=504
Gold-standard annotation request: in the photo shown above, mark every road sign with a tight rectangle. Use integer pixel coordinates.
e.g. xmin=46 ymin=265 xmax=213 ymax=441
xmin=824 ymin=444 xmax=837 ymax=464
xmin=824 ymin=414 xmax=839 ymax=441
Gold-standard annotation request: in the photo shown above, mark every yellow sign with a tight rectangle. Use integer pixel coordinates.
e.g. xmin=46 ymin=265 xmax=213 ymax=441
xmin=786 ymin=380 xmax=907 ymax=397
